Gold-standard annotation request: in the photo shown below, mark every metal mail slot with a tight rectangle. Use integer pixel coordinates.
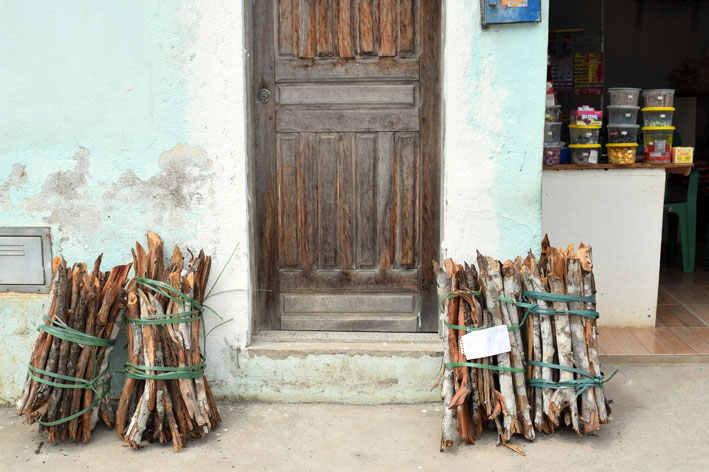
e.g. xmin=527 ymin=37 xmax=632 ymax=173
xmin=0 ymin=227 xmax=52 ymax=293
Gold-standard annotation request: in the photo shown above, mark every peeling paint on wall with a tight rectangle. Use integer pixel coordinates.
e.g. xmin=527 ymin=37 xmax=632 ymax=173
xmin=0 ymin=164 xmax=28 ymax=211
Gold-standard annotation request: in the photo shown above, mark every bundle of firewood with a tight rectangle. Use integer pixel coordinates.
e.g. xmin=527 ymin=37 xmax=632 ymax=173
xmin=116 ymin=231 xmax=221 ymax=451
xmin=436 ymin=236 xmax=613 ymax=452
xmin=15 ymin=256 xmax=132 ymax=443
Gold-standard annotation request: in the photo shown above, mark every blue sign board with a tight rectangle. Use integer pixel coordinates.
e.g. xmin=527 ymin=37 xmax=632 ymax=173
xmin=482 ymin=0 xmax=542 ymax=25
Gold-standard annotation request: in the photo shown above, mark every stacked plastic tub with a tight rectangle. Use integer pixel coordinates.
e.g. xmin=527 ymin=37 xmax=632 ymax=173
xmin=641 ymin=89 xmax=676 ymax=163
xmin=568 ymin=107 xmax=602 ymax=164
xmin=606 ymin=88 xmax=641 ymax=164
xmin=543 ymin=104 xmax=564 ymax=165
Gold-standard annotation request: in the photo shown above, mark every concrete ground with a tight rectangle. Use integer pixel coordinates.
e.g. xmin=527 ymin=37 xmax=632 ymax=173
xmin=1 ymin=363 xmax=707 ymax=472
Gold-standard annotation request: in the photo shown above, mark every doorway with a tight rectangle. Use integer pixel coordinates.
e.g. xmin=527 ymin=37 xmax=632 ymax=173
xmin=250 ymin=0 xmax=442 ymax=332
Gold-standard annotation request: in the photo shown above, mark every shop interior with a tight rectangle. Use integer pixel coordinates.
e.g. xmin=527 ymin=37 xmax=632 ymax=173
xmin=547 ymin=0 xmax=709 ymax=333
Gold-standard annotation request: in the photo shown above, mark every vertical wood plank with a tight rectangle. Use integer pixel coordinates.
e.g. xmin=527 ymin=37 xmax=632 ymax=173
xmin=316 ymin=0 xmax=336 ymax=56
xmin=335 ymin=0 xmax=354 ymax=58
xmin=377 ymin=132 xmax=395 ymax=269
xmin=297 ymin=134 xmax=317 ymax=268
xmin=378 ymin=0 xmax=396 ymax=56
xmin=317 ymin=134 xmax=338 ymax=268
xmin=356 ymin=0 xmax=375 ymax=55
xmin=356 ymin=134 xmax=377 ymax=268
xmin=338 ymin=133 xmax=355 ymax=269
xmin=397 ymin=0 xmax=416 ymax=57
xmin=417 ymin=0 xmax=441 ymax=332
xmin=278 ymin=0 xmax=296 ymax=57
xmin=395 ymin=133 xmax=418 ymax=268
xmin=278 ymin=135 xmax=300 ymax=267
xmin=298 ymin=0 xmax=317 ymax=58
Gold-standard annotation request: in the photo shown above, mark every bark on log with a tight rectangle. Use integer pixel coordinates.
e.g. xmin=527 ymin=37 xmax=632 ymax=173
xmin=578 ymin=245 xmax=609 ymax=424
xmin=566 ymin=251 xmax=599 ymax=434
xmin=434 ymin=261 xmax=455 ymax=452
xmin=501 ymin=261 xmax=534 ymax=441
xmin=477 ymin=253 xmax=519 ymax=442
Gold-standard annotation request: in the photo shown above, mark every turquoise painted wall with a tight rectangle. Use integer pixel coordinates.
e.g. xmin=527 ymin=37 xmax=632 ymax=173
xmin=0 ymin=0 xmax=243 ymax=403
xmin=442 ymin=0 xmax=549 ymax=262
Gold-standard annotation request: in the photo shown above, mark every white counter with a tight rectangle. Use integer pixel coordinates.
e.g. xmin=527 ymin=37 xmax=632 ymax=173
xmin=542 ymin=168 xmax=666 ymax=327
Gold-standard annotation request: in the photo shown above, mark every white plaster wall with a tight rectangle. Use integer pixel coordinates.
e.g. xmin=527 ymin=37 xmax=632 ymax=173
xmin=441 ymin=0 xmax=550 ymax=263
xmin=542 ymin=169 xmax=666 ymax=327
xmin=180 ymin=0 xmax=252 ymax=393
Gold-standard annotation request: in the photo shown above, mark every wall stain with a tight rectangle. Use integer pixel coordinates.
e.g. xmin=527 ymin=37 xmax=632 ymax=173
xmin=0 ymin=163 xmax=28 ymax=211
xmin=20 ymin=147 xmax=101 ymax=226
xmin=14 ymin=143 xmax=213 ymax=233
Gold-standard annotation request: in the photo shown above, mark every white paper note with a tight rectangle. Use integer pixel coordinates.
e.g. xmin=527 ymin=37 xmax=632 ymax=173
xmin=460 ymin=325 xmax=511 ymax=360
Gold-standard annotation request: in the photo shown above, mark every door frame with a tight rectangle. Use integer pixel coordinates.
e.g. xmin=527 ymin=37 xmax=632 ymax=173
xmin=245 ymin=0 xmax=443 ymax=333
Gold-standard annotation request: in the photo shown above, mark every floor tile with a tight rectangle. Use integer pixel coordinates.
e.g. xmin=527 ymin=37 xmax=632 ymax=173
xmin=683 ymin=305 xmax=709 ymax=327
xmin=605 ymin=328 xmax=650 ymax=355
xmin=656 ymin=304 xmax=705 ymax=327
xmin=661 ymin=284 xmax=709 ymax=304
xmin=629 ymin=328 xmax=672 ymax=355
xmin=671 ymin=327 xmax=709 ymax=354
xmin=656 ymin=287 xmax=679 ymax=305
xmin=596 ymin=327 xmax=628 ymax=355
xmin=653 ymin=328 xmax=695 ymax=354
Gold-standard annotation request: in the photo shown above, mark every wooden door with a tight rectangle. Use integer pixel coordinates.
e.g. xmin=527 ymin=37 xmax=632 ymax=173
xmin=252 ymin=0 xmax=440 ymax=332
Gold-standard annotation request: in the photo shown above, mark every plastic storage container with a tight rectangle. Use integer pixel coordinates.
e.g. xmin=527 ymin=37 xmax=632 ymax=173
xmin=672 ymin=147 xmax=694 ymax=164
xmin=569 ymin=144 xmax=601 ymax=165
xmin=607 ymin=105 xmax=640 ymax=125
xmin=643 ymin=89 xmax=675 ymax=107
xmin=642 ymin=107 xmax=674 ymax=127
xmin=545 ymin=105 xmax=561 ymax=122
xmin=606 ymin=143 xmax=638 ymax=165
xmin=544 ymin=122 xmax=562 ymax=143
xmin=543 ymin=142 xmax=563 ymax=165
xmin=642 ymin=126 xmax=675 ymax=163
xmin=607 ymin=124 xmax=639 ymax=144
xmin=608 ymin=88 xmax=641 ymax=106
xmin=569 ymin=124 xmax=600 ymax=145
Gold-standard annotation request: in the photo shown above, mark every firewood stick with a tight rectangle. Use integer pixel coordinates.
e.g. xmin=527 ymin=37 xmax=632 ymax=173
xmin=443 ymin=261 xmax=474 ymax=445
xmin=68 ymin=278 xmax=99 ymax=440
xmin=524 ymin=253 xmax=556 ymax=430
xmin=116 ymin=291 xmax=141 ymax=436
xmin=95 ymin=306 xmax=126 ymax=430
xmin=162 ymin=383 xmax=182 ymax=452
xmin=578 ymin=245 xmax=608 ymax=424
xmin=147 ymin=294 xmax=167 ymax=437
xmin=17 ymin=266 xmax=61 ymax=416
xmin=57 ymin=274 xmax=89 ymax=439
xmin=501 ymin=261 xmax=534 ymax=441
xmin=159 ymin=324 xmax=190 ymax=443
xmin=47 ymin=267 xmax=83 ymax=426
xmin=29 ymin=266 xmax=70 ymax=417
xmin=125 ymin=292 xmax=154 ymax=447
xmin=478 ymin=254 xmax=520 ymax=441
xmin=518 ymin=261 xmax=545 ymax=432
xmin=566 ymin=252 xmax=599 ymax=434
xmin=545 ymin=246 xmax=579 ymax=433
xmin=435 ymin=261 xmax=455 ymax=451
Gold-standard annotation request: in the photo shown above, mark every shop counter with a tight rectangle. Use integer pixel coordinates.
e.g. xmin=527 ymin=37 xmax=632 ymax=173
xmin=541 ymin=164 xmax=692 ymax=327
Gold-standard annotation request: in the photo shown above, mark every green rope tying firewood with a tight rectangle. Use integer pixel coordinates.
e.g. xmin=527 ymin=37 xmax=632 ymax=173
xmin=27 ymin=316 xmax=115 ymax=427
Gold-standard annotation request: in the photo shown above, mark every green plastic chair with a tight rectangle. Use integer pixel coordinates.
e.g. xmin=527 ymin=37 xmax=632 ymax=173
xmin=665 ymin=168 xmax=698 ymax=272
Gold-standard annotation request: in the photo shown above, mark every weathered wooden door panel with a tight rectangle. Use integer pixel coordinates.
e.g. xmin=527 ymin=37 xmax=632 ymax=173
xmin=253 ymin=0 xmax=440 ymax=332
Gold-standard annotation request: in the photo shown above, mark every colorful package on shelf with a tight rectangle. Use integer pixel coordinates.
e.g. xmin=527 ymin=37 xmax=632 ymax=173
xmin=672 ymin=147 xmax=694 ymax=164
xmin=572 ymin=106 xmax=603 ymax=126
xmin=546 ymin=81 xmax=556 ymax=106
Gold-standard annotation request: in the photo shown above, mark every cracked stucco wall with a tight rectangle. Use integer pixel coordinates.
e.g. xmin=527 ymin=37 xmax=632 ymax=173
xmin=441 ymin=1 xmax=549 ymax=262
xmin=0 ymin=0 xmax=250 ymax=402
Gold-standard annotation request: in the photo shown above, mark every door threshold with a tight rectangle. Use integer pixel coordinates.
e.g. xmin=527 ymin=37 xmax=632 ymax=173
xmin=253 ymin=330 xmax=439 ymax=344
